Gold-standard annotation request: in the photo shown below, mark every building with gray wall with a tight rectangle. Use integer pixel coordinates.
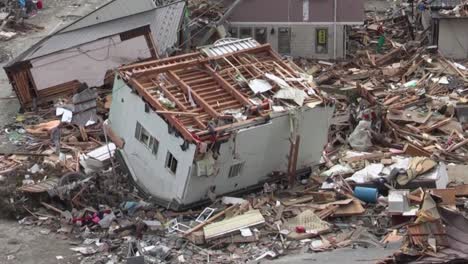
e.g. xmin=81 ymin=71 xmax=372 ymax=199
xmin=224 ymin=0 xmax=364 ymax=59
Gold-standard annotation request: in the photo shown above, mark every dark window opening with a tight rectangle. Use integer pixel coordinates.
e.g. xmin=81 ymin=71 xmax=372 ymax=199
xmin=135 ymin=122 xmax=159 ymax=157
xmin=228 ymin=27 xmax=238 ymax=38
xmin=166 ymin=152 xmax=178 ymax=174
xmin=240 ymin=27 xmax=252 ymax=39
xmin=278 ymin=27 xmax=291 ymax=54
xmin=255 ymin=27 xmax=267 ymax=44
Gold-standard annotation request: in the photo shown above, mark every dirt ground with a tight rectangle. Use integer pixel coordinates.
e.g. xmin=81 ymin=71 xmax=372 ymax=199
xmin=0 ymin=0 xmax=394 ymax=263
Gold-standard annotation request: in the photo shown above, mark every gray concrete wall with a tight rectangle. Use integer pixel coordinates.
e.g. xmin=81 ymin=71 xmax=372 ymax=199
xmin=438 ymin=18 xmax=468 ymax=59
xmin=109 ymin=78 xmax=197 ymax=203
xmin=229 ymin=23 xmax=346 ymax=59
xmin=30 ymin=35 xmax=151 ymax=90
xmin=182 ymin=106 xmax=334 ymax=204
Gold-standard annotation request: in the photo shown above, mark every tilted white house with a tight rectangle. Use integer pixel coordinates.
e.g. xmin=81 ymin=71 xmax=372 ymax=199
xmin=109 ymin=39 xmax=334 ymax=209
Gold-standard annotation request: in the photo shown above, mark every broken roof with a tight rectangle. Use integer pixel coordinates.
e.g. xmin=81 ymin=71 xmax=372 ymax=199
xmin=119 ymin=39 xmax=326 ymax=143
xmin=5 ymin=0 xmax=184 ymax=67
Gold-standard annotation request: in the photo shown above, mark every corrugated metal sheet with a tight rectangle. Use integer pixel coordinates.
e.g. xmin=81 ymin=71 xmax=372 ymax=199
xmin=151 ymin=1 xmax=185 ymax=56
xmin=200 ymin=38 xmax=260 ymax=57
xmin=62 ymin=0 xmax=156 ymax=33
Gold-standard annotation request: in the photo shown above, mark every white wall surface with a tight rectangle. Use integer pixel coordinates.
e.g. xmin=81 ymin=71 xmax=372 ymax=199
xmin=182 ymin=106 xmax=334 ymax=204
xmin=30 ymin=35 xmax=152 ymax=90
xmin=109 ymin=78 xmax=197 ymax=203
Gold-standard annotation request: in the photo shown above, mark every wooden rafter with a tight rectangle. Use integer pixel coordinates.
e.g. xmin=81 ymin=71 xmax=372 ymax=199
xmin=204 ymin=64 xmax=252 ymax=107
xmin=150 ymin=80 xmax=207 ymax=130
xmin=167 ymin=70 xmax=220 ymax=119
xmin=119 ymin=52 xmax=201 ymax=71
xmin=129 ymin=78 xmax=197 ymax=142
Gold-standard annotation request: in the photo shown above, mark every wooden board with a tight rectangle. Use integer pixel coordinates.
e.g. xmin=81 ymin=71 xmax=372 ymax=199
xmin=203 ymin=210 xmax=265 ymax=240
xmin=332 ymin=199 xmax=365 ymax=217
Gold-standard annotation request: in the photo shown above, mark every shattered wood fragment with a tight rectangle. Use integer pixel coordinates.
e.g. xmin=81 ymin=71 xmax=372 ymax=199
xmin=332 ymin=199 xmax=365 ymax=217
xmin=403 ymin=143 xmax=432 ymax=157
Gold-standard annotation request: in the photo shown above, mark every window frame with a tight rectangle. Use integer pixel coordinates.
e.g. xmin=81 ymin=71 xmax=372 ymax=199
xmin=165 ymin=151 xmax=178 ymax=174
xmin=254 ymin=27 xmax=267 ymax=44
xmin=135 ymin=121 xmax=159 ymax=157
xmin=315 ymin=28 xmax=329 ymax=54
xmin=277 ymin=27 xmax=291 ymax=55
xmin=239 ymin=27 xmax=253 ymax=39
xmin=228 ymin=27 xmax=239 ymax=38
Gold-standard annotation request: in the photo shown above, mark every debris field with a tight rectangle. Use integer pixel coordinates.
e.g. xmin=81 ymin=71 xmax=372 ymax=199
xmin=0 ymin=0 xmax=468 ymax=264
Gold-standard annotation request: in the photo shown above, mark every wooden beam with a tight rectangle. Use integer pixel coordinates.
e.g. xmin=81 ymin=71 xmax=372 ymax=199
xmin=120 ymin=45 xmax=273 ymax=80
xmin=144 ymin=32 xmax=158 ymax=59
xmin=154 ymin=111 xmax=200 ymax=116
xmin=151 ymin=80 xmax=187 ymax=111
xmin=119 ymin=52 xmax=200 ymax=71
xmin=204 ymin=64 xmax=252 ymax=106
xmin=167 ymin=71 xmax=220 ymax=118
xmin=129 ymin=79 xmax=197 ymax=142
xmin=150 ymin=80 xmax=206 ymax=130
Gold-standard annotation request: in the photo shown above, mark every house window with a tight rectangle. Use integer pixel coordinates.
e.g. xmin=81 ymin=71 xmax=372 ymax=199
xmin=278 ymin=27 xmax=291 ymax=54
xmin=166 ymin=151 xmax=178 ymax=174
xmin=149 ymin=137 xmax=159 ymax=155
xmin=228 ymin=162 xmax=244 ymax=178
xmin=228 ymin=27 xmax=238 ymax=38
xmin=254 ymin=27 xmax=267 ymax=44
xmin=315 ymin=28 xmax=328 ymax=54
xmin=135 ymin=122 xmax=159 ymax=157
xmin=240 ymin=27 xmax=252 ymax=39
xmin=135 ymin=122 xmax=150 ymax=145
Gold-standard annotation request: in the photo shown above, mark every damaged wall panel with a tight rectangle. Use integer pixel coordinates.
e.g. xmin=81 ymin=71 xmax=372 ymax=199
xmin=30 ymin=35 xmax=151 ymax=90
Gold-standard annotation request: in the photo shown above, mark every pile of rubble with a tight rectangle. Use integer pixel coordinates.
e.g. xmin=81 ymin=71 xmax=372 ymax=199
xmin=1 ymin=2 xmax=468 ymax=264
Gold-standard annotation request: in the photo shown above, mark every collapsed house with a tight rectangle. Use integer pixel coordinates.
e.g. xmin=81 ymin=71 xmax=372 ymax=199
xmin=3 ymin=0 xmax=185 ymax=109
xmin=223 ymin=0 xmax=364 ymax=59
xmin=109 ymin=39 xmax=334 ymax=209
